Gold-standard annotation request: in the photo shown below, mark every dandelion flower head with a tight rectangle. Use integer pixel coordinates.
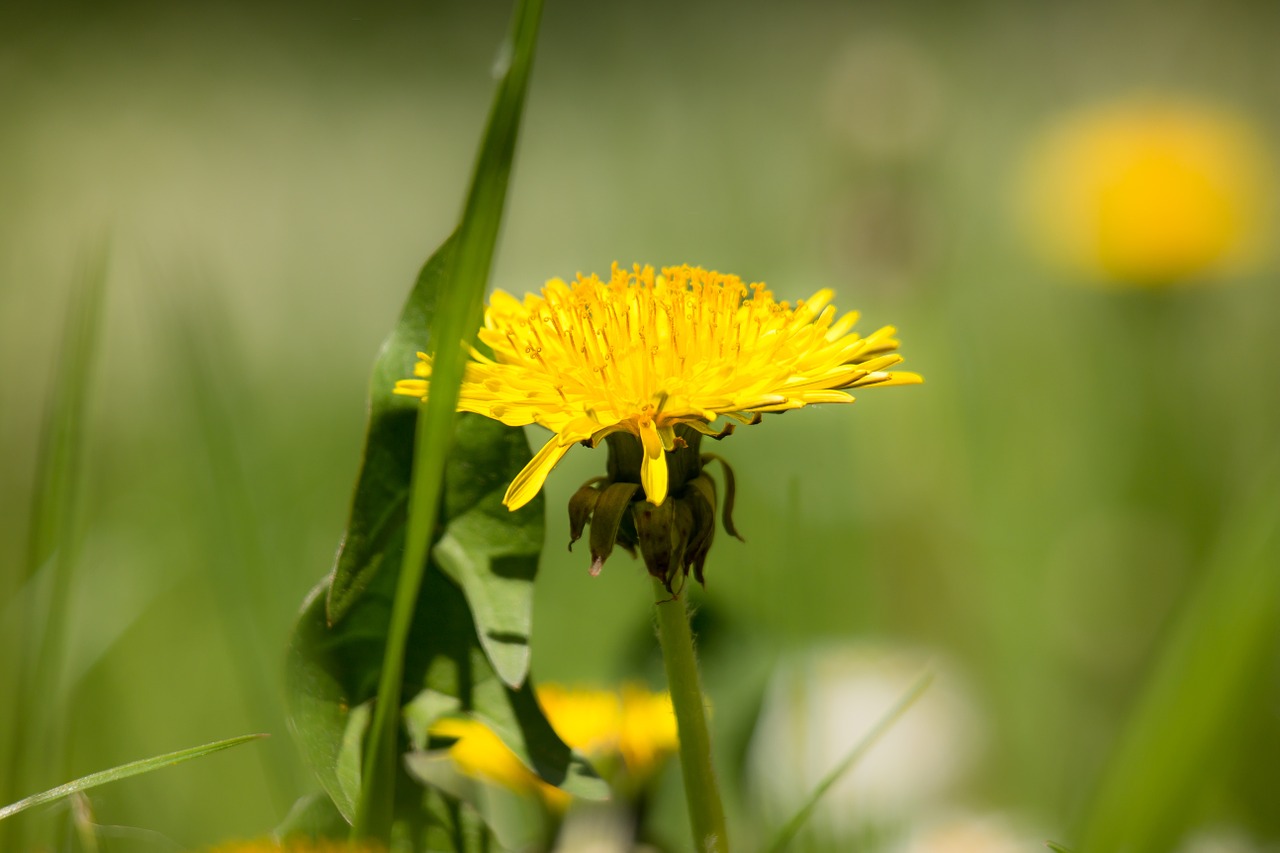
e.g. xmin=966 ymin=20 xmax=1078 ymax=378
xmin=1021 ymin=98 xmax=1271 ymax=286
xmin=395 ymin=264 xmax=921 ymax=510
xmin=428 ymin=684 xmax=677 ymax=807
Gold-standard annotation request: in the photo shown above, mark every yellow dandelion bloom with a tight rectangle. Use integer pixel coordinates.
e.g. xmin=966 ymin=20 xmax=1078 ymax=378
xmin=395 ymin=264 xmax=920 ymax=511
xmin=537 ymin=683 xmax=678 ymax=780
xmin=536 ymin=684 xmax=623 ymax=758
xmin=617 ymin=683 xmax=679 ymax=776
xmin=428 ymin=684 xmax=678 ymax=806
xmin=1021 ymin=98 xmax=1271 ymax=286
xmin=430 ymin=716 xmax=571 ymax=810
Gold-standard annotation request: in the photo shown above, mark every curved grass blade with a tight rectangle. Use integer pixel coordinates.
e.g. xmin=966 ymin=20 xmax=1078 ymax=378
xmin=1076 ymin=457 xmax=1280 ymax=853
xmin=353 ymin=0 xmax=546 ymax=840
xmin=762 ymin=670 xmax=933 ymax=853
xmin=0 ymin=734 xmax=265 ymax=822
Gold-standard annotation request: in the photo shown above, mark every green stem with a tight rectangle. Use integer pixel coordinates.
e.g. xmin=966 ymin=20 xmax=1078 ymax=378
xmin=652 ymin=579 xmax=728 ymax=853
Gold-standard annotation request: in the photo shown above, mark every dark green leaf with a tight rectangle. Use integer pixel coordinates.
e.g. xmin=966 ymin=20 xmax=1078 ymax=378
xmin=287 ymin=562 xmax=605 ymax=820
xmin=286 ymin=416 xmax=607 ymax=819
xmin=325 ymin=236 xmax=454 ymax=626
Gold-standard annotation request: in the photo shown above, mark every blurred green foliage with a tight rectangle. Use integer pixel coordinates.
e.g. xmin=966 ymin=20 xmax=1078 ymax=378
xmin=2 ymin=0 xmax=1279 ymax=849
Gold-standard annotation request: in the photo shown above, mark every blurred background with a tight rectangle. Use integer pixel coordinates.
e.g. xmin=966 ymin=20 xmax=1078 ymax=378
xmin=2 ymin=0 xmax=1279 ymax=849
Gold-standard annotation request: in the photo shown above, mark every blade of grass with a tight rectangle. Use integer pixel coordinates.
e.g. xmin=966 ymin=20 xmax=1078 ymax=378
xmin=351 ymin=0 xmax=545 ymax=840
xmin=0 ymin=734 xmax=266 ymax=822
xmin=157 ymin=274 xmax=299 ymax=812
xmin=761 ymin=670 xmax=933 ymax=853
xmin=1 ymin=244 xmax=108 ymax=849
xmin=1076 ymin=456 xmax=1280 ymax=853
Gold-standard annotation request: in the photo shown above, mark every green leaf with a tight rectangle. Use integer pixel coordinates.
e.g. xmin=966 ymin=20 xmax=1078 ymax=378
xmin=762 ymin=670 xmax=933 ymax=853
xmin=290 ymin=507 xmax=605 ymax=803
xmin=0 ymin=734 xmax=264 ymax=822
xmin=1077 ymin=458 xmax=1280 ymax=853
xmin=285 ymin=411 xmax=607 ymax=817
xmin=432 ymin=420 xmax=544 ymax=688
xmin=1045 ymin=843 xmax=1076 ymax=853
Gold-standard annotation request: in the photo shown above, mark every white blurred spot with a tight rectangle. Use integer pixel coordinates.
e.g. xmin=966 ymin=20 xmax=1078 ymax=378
xmin=748 ymin=642 xmax=982 ymax=840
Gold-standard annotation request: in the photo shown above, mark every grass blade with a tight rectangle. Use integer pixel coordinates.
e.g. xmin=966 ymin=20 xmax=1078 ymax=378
xmin=157 ymin=275 xmax=299 ymax=812
xmin=0 ymin=734 xmax=266 ymax=822
xmin=352 ymin=0 xmax=545 ymax=840
xmin=1 ymin=244 xmax=109 ymax=848
xmin=762 ymin=670 xmax=933 ymax=853
xmin=1076 ymin=456 xmax=1280 ymax=853
xmin=21 ymin=246 xmax=108 ymax=583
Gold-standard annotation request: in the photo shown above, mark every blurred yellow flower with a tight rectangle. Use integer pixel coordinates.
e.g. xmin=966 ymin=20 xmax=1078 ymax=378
xmin=430 ymin=716 xmax=572 ymax=810
xmin=428 ymin=683 xmax=677 ymax=807
xmin=1021 ymin=99 xmax=1271 ymax=286
xmin=394 ymin=264 xmax=920 ymax=510
xmin=539 ymin=683 xmax=679 ymax=780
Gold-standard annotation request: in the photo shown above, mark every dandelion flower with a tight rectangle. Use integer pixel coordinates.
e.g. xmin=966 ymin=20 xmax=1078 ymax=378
xmin=428 ymin=684 xmax=678 ymax=807
xmin=1021 ymin=99 xmax=1270 ymax=286
xmin=538 ymin=683 xmax=678 ymax=782
xmin=397 ymin=264 xmax=919 ymax=589
xmin=429 ymin=715 xmax=571 ymax=809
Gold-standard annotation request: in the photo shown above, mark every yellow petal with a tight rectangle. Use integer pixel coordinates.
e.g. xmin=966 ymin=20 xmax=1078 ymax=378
xmin=393 ymin=379 xmax=428 ymax=398
xmin=796 ymin=390 xmax=855 ymax=404
xmin=556 ymin=416 xmax=602 ymax=445
xmin=861 ymin=371 xmax=924 ymax=387
xmin=503 ymin=436 xmax=573 ymax=510
xmin=638 ymin=421 xmax=669 ymax=505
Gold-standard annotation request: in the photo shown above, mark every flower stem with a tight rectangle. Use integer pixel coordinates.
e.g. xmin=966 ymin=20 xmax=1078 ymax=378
xmin=652 ymin=578 xmax=728 ymax=853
